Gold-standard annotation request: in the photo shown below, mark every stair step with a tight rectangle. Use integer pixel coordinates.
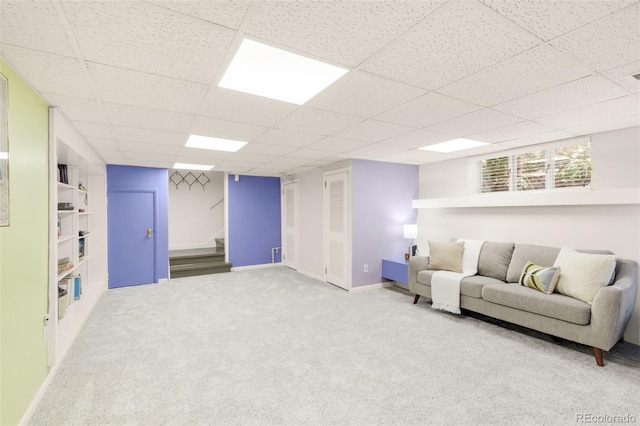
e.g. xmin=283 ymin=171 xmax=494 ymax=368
xmin=170 ymin=261 xmax=231 ymax=278
xmin=169 ymin=248 xmax=225 ymax=266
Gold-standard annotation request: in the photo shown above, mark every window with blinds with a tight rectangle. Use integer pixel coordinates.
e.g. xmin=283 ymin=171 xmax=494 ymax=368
xmin=478 ymin=142 xmax=591 ymax=193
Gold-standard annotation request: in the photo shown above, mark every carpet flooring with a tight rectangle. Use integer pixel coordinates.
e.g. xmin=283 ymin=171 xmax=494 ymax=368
xmin=29 ymin=267 xmax=640 ymax=425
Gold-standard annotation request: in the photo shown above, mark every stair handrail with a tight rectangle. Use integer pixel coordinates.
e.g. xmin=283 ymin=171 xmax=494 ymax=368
xmin=209 ymin=198 xmax=224 ymax=210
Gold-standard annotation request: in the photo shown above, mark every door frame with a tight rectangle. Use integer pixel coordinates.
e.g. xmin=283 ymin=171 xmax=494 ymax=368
xmin=323 ymin=168 xmax=351 ymax=290
xmin=281 ymin=180 xmax=298 ymax=270
xmin=107 ymin=188 xmax=159 ymax=285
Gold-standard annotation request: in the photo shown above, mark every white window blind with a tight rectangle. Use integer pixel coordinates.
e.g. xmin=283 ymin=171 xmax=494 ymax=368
xmin=476 ymin=141 xmax=591 ymax=193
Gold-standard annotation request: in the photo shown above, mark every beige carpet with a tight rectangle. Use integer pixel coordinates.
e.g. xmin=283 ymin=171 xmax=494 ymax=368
xmin=29 ymin=267 xmax=640 ymax=425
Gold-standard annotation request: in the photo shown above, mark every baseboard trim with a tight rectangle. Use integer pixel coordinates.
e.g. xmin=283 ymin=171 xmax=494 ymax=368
xmin=349 ymin=282 xmax=394 ymax=292
xmin=158 ymin=278 xmax=169 ymax=284
xmin=231 ymin=262 xmax=282 ymax=272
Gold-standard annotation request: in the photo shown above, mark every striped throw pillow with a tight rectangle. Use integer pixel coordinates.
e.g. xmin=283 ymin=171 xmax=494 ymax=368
xmin=519 ymin=261 xmax=561 ymax=294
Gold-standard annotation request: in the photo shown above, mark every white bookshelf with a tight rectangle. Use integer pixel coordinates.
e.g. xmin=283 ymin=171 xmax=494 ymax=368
xmin=48 ymin=108 xmax=108 ymax=366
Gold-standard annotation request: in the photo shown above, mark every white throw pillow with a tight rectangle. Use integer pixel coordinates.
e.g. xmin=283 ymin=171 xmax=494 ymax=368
xmin=553 ymin=246 xmax=616 ymax=305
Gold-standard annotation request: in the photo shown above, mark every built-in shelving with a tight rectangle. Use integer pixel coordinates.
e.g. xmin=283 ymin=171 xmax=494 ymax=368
xmin=48 ymin=107 xmax=108 ymax=367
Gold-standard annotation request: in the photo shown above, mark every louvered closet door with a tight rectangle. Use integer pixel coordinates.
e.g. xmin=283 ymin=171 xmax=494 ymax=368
xmin=282 ymin=182 xmax=297 ymax=270
xmin=324 ymin=171 xmax=349 ymax=290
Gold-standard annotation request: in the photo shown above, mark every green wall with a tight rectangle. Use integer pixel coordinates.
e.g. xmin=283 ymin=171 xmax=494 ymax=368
xmin=0 ymin=61 xmax=50 ymax=425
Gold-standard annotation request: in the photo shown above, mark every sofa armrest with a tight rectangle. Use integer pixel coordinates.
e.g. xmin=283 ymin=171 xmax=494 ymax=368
xmin=409 ymin=256 xmax=430 ymax=293
xmin=590 ymin=259 xmax=638 ymax=350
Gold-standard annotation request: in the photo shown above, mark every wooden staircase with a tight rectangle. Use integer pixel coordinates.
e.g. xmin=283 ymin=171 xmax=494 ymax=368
xmin=169 ymin=242 xmax=231 ymax=278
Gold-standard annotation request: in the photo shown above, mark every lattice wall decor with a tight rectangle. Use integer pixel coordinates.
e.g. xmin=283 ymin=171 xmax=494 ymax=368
xmin=169 ymin=171 xmax=210 ymax=190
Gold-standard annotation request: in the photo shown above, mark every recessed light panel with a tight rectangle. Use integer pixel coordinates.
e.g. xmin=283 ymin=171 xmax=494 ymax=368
xmin=186 ymin=135 xmax=247 ymax=152
xmin=173 ymin=163 xmax=214 ymax=171
xmin=218 ymin=38 xmax=349 ymax=105
xmin=419 ymin=138 xmax=489 ymax=153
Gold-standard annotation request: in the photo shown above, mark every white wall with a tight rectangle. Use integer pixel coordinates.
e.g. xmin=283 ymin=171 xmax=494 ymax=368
xmin=416 ymin=126 xmax=640 ymax=345
xmin=168 ymin=170 xmax=224 ymax=250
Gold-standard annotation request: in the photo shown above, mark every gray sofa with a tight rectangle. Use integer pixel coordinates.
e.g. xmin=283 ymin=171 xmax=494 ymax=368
xmin=409 ymin=242 xmax=638 ymax=367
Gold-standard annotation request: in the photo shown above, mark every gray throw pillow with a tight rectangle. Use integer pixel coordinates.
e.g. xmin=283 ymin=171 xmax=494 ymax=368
xmin=477 ymin=242 xmax=514 ymax=282
xmin=506 ymin=244 xmax=561 ymax=283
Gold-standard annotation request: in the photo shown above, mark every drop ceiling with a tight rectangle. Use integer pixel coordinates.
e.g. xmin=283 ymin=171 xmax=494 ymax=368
xmin=1 ymin=0 xmax=639 ymax=176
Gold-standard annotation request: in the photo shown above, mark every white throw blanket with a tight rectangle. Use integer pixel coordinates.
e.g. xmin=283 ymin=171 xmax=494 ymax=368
xmin=431 ymin=239 xmax=485 ymax=314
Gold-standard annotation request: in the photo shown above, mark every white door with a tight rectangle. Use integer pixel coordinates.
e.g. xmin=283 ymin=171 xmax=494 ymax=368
xmin=282 ymin=181 xmax=298 ymax=270
xmin=324 ymin=171 xmax=350 ymax=290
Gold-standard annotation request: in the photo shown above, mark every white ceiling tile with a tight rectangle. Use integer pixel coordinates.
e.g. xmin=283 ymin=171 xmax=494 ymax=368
xmin=1 ymin=1 xmax=75 ymax=57
xmin=333 ymin=152 xmax=378 ymax=161
xmin=101 ymin=157 xmax=127 ymax=166
xmin=88 ymin=63 xmax=208 ymax=114
xmin=246 ymin=1 xmax=446 ymax=67
xmin=426 ymin=109 xmax=523 ymax=137
xmin=275 ymin=107 xmax=362 ymax=135
xmin=382 ymin=150 xmax=442 ymax=163
xmin=113 ymin=126 xmax=187 ymax=145
xmin=602 ymin=61 xmax=640 ymax=94
xmin=307 ymin=71 xmax=426 ymax=118
xmin=74 ymin=122 xmax=114 ymax=139
xmin=103 ymin=103 xmax=194 ymax=133
xmin=147 ymin=1 xmax=251 ymax=30
xmin=437 ymin=44 xmax=593 ymax=106
xmin=333 ymin=120 xmax=415 ymax=143
xmin=118 ymin=141 xmax=181 ymax=155
xmin=469 ymin=121 xmax=558 ymax=143
xmin=383 ymin=129 xmax=455 ymax=149
xmin=550 ymin=3 xmax=640 ymax=72
xmin=42 ymin=93 xmax=108 ymax=124
xmin=176 ymin=149 xmax=233 ymax=162
xmin=191 ymin=116 xmax=267 ymax=142
xmin=376 ymin=93 xmax=482 ymax=128
xmin=535 ymin=95 xmax=640 ymax=129
xmin=496 ymin=130 xmax=580 ymax=149
xmin=479 ymin=0 xmax=636 ymax=42
xmin=305 ymin=137 xmax=371 ymax=153
xmin=565 ymin=114 xmax=640 ymax=136
xmin=287 ymin=148 xmax=335 ymax=160
xmin=215 ymin=159 xmax=260 ymax=168
xmin=360 ymin=1 xmax=539 ymax=90
xmin=227 ymin=153 xmax=279 ymax=164
xmin=1 ymin=45 xmax=94 ymax=99
xmin=96 ymin=149 xmax=123 ymax=159
xmin=346 ymin=143 xmax=409 ymax=157
xmin=252 ymin=129 xmax=324 ymax=148
xmin=493 ymin=75 xmax=630 ymax=119
xmin=88 ymin=138 xmax=119 ymax=151
xmin=124 ymin=151 xmax=177 ymax=163
xmin=238 ymin=143 xmax=298 ymax=157
xmin=266 ymin=157 xmax=309 ymax=167
xmin=199 ymin=87 xmax=298 ymax=127
xmin=63 ymin=1 xmax=235 ymax=84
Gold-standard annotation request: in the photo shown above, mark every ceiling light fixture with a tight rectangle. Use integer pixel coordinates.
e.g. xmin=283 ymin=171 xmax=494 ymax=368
xmin=173 ymin=163 xmax=214 ymax=171
xmin=419 ymin=138 xmax=489 ymax=153
xmin=218 ymin=38 xmax=349 ymax=105
xmin=185 ymin=135 xmax=247 ymax=152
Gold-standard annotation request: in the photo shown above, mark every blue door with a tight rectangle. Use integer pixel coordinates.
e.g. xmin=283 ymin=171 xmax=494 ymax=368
xmin=108 ymin=190 xmax=156 ymax=288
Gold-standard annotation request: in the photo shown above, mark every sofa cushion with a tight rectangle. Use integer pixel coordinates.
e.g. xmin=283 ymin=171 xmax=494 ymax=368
xmin=417 ymin=271 xmax=504 ymax=299
xmin=506 ymin=244 xmax=560 ymax=283
xmin=478 ymin=241 xmax=514 ymax=282
xmin=482 ymin=283 xmax=591 ymax=325
xmin=428 ymin=241 xmax=464 ymax=273
xmin=553 ymin=247 xmax=616 ymax=305
xmin=519 ymin=261 xmax=561 ymax=294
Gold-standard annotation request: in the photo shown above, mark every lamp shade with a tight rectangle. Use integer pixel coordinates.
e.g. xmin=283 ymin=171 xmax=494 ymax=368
xmin=403 ymin=224 xmax=417 ymax=239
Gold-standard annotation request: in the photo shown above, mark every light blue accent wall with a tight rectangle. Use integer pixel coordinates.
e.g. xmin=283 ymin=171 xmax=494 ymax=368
xmin=352 ymin=160 xmax=419 ymax=287
xmin=228 ymin=175 xmax=281 ymax=267
xmin=107 ymin=165 xmax=169 ymax=281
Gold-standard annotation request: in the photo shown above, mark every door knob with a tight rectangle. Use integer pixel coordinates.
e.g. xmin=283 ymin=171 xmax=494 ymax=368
xmin=147 ymin=228 xmax=152 ymax=239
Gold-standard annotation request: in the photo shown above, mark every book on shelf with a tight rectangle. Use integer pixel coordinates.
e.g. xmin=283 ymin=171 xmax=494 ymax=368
xmin=57 ymin=257 xmax=73 ymax=275
xmin=73 ymin=275 xmax=82 ymax=301
xmin=79 ymin=238 xmax=85 ymax=259
xmin=57 ymin=164 xmax=68 ymax=184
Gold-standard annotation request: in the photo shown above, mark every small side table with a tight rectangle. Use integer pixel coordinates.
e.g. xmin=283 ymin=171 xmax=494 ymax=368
xmin=381 ymin=258 xmax=409 ymax=286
